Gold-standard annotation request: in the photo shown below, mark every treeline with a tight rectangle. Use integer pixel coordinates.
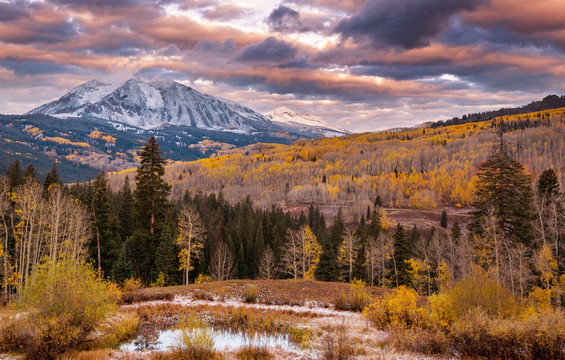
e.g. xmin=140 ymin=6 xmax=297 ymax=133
xmin=108 ymin=107 xmax=565 ymax=218
xmin=431 ymin=94 xmax=565 ymax=128
xmin=2 ymin=132 xmax=564 ymax=308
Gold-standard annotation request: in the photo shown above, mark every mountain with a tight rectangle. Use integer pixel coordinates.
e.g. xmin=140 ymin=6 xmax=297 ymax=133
xmin=264 ymin=107 xmax=348 ymax=137
xmin=28 ymin=78 xmax=279 ymax=134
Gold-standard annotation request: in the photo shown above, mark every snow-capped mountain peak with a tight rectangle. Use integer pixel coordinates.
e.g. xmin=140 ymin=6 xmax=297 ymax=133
xmin=27 ymin=78 xmax=274 ymax=133
xmin=264 ymin=107 xmax=348 ymax=137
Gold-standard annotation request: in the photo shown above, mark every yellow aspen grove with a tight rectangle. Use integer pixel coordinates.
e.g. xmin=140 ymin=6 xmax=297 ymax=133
xmin=176 ymin=204 xmax=205 ymax=285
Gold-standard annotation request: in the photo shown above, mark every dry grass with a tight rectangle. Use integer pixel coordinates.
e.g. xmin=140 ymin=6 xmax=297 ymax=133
xmin=120 ymin=288 xmax=174 ymax=304
xmin=130 ymin=279 xmax=389 ymax=308
xmin=235 ymin=345 xmax=273 ymax=360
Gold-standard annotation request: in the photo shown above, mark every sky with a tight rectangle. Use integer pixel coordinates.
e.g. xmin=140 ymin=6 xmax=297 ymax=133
xmin=1 ymin=0 xmax=565 ymax=132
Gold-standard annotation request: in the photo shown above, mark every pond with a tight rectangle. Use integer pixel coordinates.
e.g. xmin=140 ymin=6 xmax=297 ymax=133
xmin=120 ymin=328 xmax=299 ymax=352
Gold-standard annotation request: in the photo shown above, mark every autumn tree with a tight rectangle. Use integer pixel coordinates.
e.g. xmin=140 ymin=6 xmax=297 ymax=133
xmin=176 ymin=204 xmax=205 ymax=285
xmin=281 ymin=225 xmax=322 ymax=279
xmin=338 ymin=226 xmax=360 ymax=282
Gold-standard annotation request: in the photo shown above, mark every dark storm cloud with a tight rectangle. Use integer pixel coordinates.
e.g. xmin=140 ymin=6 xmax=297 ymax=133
xmin=266 ymin=6 xmax=304 ymax=33
xmin=234 ymin=37 xmax=298 ymax=63
xmin=0 ymin=59 xmax=82 ymax=77
xmin=194 ymin=39 xmax=236 ymax=54
xmin=0 ymin=1 xmax=29 ymax=21
xmin=336 ymin=0 xmax=488 ymax=49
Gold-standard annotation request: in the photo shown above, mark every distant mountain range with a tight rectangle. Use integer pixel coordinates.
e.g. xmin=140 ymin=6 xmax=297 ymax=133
xmin=1 ymin=78 xmax=345 ymax=181
xmin=28 ymin=78 xmax=343 ymax=137
xmin=264 ymin=107 xmax=348 ymax=137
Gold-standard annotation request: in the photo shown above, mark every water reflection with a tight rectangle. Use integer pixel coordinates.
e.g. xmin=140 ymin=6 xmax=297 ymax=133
xmin=120 ymin=328 xmax=298 ymax=352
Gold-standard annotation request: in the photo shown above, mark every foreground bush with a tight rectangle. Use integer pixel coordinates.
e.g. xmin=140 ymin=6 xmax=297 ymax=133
xmin=364 ymin=271 xmax=565 ymax=359
xmin=0 ymin=258 xmax=117 ymax=359
xmin=363 ymin=286 xmax=428 ymax=330
xmin=333 ymin=279 xmax=370 ymax=312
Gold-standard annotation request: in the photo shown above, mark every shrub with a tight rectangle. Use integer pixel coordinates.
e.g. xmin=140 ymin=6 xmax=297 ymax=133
xmin=244 ymin=285 xmax=259 ymax=303
xmin=319 ymin=323 xmax=353 ymax=360
xmin=122 ymin=277 xmax=143 ymax=292
xmin=195 ymin=274 xmax=213 ymax=284
xmin=172 ymin=315 xmax=218 ymax=360
xmin=363 ymin=286 xmax=428 ymax=330
xmin=20 ymin=258 xmax=117 ymax=331
xmin=444 ymin=270 xmax=520 ymax=320
xmin=8 ymin=258 xmax=118 ymax=359
xmin=235 ymin=345 xmax=273 ymax=360
xmin=333 ymin=279 xmax=370 ymax=312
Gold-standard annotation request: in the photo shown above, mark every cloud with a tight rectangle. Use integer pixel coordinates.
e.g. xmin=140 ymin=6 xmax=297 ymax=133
xmin=336 ymin=0 xmax=487 ymax=49
xmin=234 ymin=37 xmax=298 ymax=63
xmin=266 ymin=6 xmax=303 ymax=33
xmin=0 ymin=59 xmax=84 ymax=77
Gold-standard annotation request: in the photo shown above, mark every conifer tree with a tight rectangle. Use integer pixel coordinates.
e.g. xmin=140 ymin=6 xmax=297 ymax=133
xmin=23 ymin=163 xmax=37 ymax=182
xmin=6 ymin=159 xmax=23 ymax=191
xmin=440 ymin=210 xmax=448 ymax=228
xmin=118 ymin=176 xmax=134 ymax=242
xmin=470 ymin=129 xmax=533 ymax=244
xmin=388 ymin=224 xmax=412 ymax=287
xmin=315 ymin=208 xmax=343 ymax=281
xmin=43 ymin=161 xmax=63 ymax=192
xmin=90 ymin=172 xmax=120 ymax=279
xmin=131 ymin=136 xmax=172 ymax=283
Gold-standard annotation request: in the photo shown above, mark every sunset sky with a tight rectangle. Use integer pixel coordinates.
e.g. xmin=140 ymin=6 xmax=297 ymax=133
xmin=1 ymin=0 xmax=565 ymax=131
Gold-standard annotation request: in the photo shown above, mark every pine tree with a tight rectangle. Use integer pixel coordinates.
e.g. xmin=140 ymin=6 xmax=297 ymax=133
xmin=155 ymin=225 xmax=178 ymax=285
xmin=440 ymin=210 xmax=448 ymax=228
xmin=6 ymin=159 xmax=23 ymax=191
xmin=43 ymin=161 xmax=63 ymax=192
xmin=90 ymin=172 xmax=120 ymax=279
xmin=315 ymin=208 xmax=344 ymax=281
xmin=118 ymin=176 xmax=134 ymax=242
xmin=537 ymin=168 xmax=559 ymax=199
xmin=23 ymin=163 xmax=37 ymax=182
xmin=470 ymin=128 xmax=533 ymax=244
xmin=132 ymin=136 xmax=172 ymax=283
xmin=388 ymin=224 xmax=412 ymax=287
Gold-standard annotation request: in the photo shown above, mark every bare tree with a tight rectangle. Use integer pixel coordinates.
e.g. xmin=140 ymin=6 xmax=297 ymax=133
xmin=0 ymin=177 xmax=11 ymax=303
xmin=176 ymin=205 xmax=205 ymax=285
xmin=209 ymin=241 xmax=234 ymax=281
xmin=367 ymin=232 xmax=392 ymax=287
xmin=258 ymin=246 xmax=278 ymax=279
xmin=338 ymin=226 xmax=360 ymax=282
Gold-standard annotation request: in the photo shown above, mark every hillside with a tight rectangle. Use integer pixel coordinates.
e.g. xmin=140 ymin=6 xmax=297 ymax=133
xmin=108 ymin=107 xmax=565 ymax=220
xmin=0 ymin=114 xmax=301 ymax=182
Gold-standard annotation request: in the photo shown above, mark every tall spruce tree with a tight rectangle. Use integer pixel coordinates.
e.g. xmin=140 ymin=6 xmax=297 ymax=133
xmin=6 ymin=159 xmax=23 ymax=191
xmin=118 ymin=176 xmax=134 ymax=242
xmin=43 ymin=161 xmax=63 ymax=192
xmin=131 ymin=136 xmax=172 ymax=283
xmin=470 ymin=127 xmax=533 ymax=244
xmin=315 ymin=208 xmax=344 ymax=281
xmin=388 ymin=224 xmax=412 ymax=287
xmin=90 ymin=172 xmax=120 ymax=279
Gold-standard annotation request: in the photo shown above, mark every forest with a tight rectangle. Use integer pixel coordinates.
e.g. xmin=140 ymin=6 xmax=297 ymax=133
xmin=107 ymin=107 xmax=565 ymax=222
xmin=2 ymin=125 xmax=564 ymax=302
